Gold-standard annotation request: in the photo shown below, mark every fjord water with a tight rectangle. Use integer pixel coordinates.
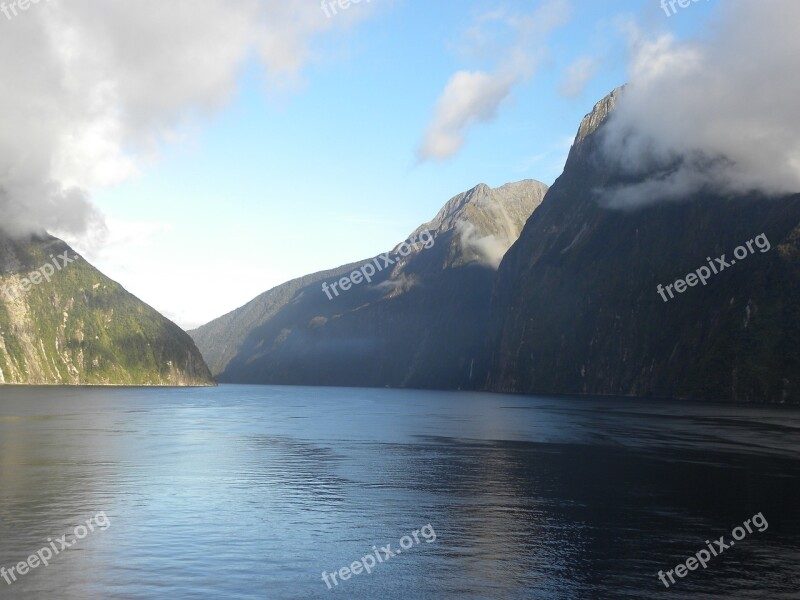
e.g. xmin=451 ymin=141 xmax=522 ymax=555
xmin=0 ymin=386 xmax=798 ymax=599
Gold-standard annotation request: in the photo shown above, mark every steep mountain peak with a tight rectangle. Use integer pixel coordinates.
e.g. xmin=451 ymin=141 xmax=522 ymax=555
xmin=414 ymin=179 xmax=548 ymax=238
xmin=572 ymin=85 xmax=625 ymax=152
xmin=419 ymin=182 xmax=491 ymax=233
xmin=415 ymin=179 xmax=548 ymax=269
xmin=487 ymin=86 xmax=800 ymax=404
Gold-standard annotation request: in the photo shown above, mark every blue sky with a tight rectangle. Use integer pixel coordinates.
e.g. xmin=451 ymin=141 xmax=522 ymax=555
xmin=65 ymin=0 xmax=718 ymax=328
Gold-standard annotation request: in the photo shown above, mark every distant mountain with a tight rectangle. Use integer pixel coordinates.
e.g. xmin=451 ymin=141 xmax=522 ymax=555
xmin=486 ymin=89 xmax=800 ymax=403
xmin=190 ymin=180 xmax=548 ymax=388
xmin=0 ymin=232 xmax=214 ymax=386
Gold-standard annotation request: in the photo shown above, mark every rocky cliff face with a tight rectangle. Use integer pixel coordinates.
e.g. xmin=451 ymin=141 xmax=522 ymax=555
xmin=486 ymin=90 xmax=800 ymax=403
xmin=0 ymin=232 xmax=214 ymax=386
xmin=191 ymin=180 xmax=548 ymax=388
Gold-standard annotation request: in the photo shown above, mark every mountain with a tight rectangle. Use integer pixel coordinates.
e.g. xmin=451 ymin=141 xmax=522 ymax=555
xmin=486 ymin=89 xmax=800 ymax=403
xmin=190 ymin=180 xmax=548 ymax=388
xmin=0 ymin=232 xmax=214 ymax=386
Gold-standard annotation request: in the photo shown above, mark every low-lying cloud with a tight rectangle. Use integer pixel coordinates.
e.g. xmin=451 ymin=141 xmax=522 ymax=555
xmin=456 ymin=221 xmax=509 ymax=269
xmin=599 ymin=0 xmax=800 ymax=207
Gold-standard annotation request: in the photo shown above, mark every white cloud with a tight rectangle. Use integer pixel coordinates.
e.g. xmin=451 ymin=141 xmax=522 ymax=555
xmin=417 ymin=0 xmax=572 ymax=162
xmin=0 ymin=0 xmax=377 ymax=238
xmin=599 ymin=0 xmax=800 ymax=206
xmin=456 ymin=221 xmax=508 ymax=269
xmin=418 ymin=70 xmax=517 ymax=161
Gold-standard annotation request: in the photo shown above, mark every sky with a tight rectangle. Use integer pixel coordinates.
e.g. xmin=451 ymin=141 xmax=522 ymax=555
xmin=0 ymin=0 xmax=760 ymax=328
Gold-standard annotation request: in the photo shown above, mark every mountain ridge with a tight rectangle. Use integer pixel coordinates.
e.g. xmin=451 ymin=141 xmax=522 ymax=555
xmin=190 ymin=179 xmax=549 ymax=387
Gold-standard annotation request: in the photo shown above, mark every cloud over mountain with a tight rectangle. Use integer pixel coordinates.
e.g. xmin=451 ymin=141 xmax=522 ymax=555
xmin=599 ymin=0 xmax=800 ymax=207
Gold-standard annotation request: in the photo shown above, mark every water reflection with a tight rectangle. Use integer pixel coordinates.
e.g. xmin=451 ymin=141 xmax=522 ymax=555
xmin=0 ymin=385 xmax=798 ymax=599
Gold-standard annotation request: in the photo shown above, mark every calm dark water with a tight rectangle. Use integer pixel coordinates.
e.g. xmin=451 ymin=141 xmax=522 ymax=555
xmin=0 ymin=385 xmax=798 ymax=599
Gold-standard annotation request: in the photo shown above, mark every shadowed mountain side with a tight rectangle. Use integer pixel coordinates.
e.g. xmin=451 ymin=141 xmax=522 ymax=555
xmin=486 ymin=90 xmax=800 ymax=403
xmin=191 ymin=180 xmax=549 ymax=388
xmin=188 ymin=260 xmax=367 ymax=377
xmin=217 ymin=246 xmax=496 ymax=388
